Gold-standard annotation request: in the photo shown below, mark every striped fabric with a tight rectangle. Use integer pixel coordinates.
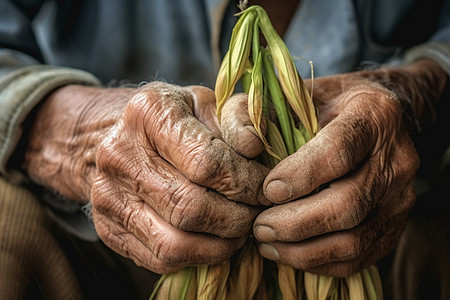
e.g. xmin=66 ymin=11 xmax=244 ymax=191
xmin=0 ymin=177 xmax=81 ymax=299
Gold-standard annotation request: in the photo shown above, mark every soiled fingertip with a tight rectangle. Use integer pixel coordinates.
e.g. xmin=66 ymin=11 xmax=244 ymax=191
xmin=265 ymin=180 xmax=293 ymax=203
xmin=239 ymin=125 xmax=265 ymax=158
xmin=221 ymin=120 xmax=264 ymax=158
xmin=258 ymin=243 xmax=280 ymax=261
xmin=257 ymin=185 xmax=272 ymax=206
xmin=254 ymin=224 xmax=277 ymax=242
xmin=220 ymin=94 xmax=265 ymax=158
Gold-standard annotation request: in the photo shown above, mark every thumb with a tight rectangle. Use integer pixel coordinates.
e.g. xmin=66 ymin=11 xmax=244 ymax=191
xmin=220 ymin=93 xmax=265 ymax=158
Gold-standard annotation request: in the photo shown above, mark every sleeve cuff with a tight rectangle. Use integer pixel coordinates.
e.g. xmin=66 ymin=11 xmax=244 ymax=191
xmin=0 ymin=65 xmax=101 ymax=181
xmin=404 ymin=42 xmax=450 ymax=75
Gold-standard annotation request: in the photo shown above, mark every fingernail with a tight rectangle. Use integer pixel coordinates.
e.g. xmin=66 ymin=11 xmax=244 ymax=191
xmin=266 ymin=180 xmax=292 ymax=202
xmin=254 ymin=225 xmax=277 ymax=242
xmin=259 ymin=243 xmax=280 ymax=261
xmin=257 ymin=187 xmax=272 ymax=206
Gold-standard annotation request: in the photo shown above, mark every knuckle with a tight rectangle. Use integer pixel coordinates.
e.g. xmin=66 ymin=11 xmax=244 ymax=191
xmin=378 ymin=88 xmax=402 ymax=117
xmin=95 ymin=218 xmax=131 ymax=258
xmin=95 ymin=142 xmax=113 ymax=171
xmin=320 ymin=135 xmax=351 ymax=174
xmin=395 ymin=138 xmax=420 ymax=178
xmin=91 ymin=177 xmax=133 ymax=227
xmin=329 ymin=261 xmax=362 ymax=277
xmin=330 ymin=184 xmax=370 ymax=231
xmin=320 ymin=119 xmax=368 ymax=175
xmin=357 ymin=82 xmax=402 ymax=117
xmin=338 ymin=232 xmax=364 ymax=260
xmin=91 ymin=177 xmax=115 ymax=210
xmin=185 ymin=140 xmax=226 ymax=184
xmin=170 ymin=192 xmax=210 ymax=232
xmin=114 ymin=233 xmax=133 ymax=257
xmin=132 ymin=82 xmax=191 ymax=124
xmin=167 ymin=185 xmax=254 ymax=237
xmin=401 ymin=182 xmax=417 ymax=211
xmin=152 ymin=237 xmax=187 ymax=266
xmin=96 ymin=134 xmax=129 ymax=176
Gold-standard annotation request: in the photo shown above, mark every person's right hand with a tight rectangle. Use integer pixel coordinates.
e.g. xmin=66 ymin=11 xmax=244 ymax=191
xmin=23 ymin=81 xmax=269 ymax=274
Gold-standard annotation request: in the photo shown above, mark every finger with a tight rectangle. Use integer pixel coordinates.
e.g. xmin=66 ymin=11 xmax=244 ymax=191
xmin=93 ymin=211 xmax=181 ymax=274
xmin=255 ymin=153 xmax=416 ymax=241
xmin=220 ymin=93 xmax=265 ymax=158
xmin=257 ymin=222 xmax=385 ymax=278
xmin=92 ymin=153 xmax=261 ymax=238
xmin=256 ymin=180 xmax=415 ymax=278
xmin=92 ymin=199 xmax=246 ymax=274
xmin=263 ymin=91 xmax=380 ymax=204
xmin=134 ymin=82 xmax=269 ymax=205
xmin=187 ymin=85 xmax=222 ymax=140
xmin=255 ymin=161 xmax=377 ymax=242
xmin=258 ymin=231 xmax=367 ymax=277
xmin=258 ymin=221 xmax=397 ymax=278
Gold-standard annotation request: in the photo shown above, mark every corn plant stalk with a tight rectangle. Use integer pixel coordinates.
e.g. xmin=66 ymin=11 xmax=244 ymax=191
xmin=151 ymin=4 xmax=383 ymax=300
xmin=215 ymin=11 xmax=256 ymax=121
xmin=261 ymin=48 xmax=296 ymax=155
xmin=254 ymin=7 xmax=318 ymax=139
xmin=215 ymin=4 xmax=383 ymax=300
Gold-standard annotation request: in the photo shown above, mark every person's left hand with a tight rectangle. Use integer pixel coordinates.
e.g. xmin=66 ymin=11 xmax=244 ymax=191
xmin=221 ymin=59 xmax=447 ymax=277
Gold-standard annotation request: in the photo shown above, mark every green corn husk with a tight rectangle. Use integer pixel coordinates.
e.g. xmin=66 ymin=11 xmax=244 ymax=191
xmin=151 ymin=4 xmax=383 ymax=300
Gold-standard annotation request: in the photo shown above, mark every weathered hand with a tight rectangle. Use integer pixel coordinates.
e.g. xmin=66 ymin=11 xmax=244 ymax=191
xmin=254 ymin=79 xmax=420 ymax=277
xmin=222 ymin=59 xmax=447 ymax=277
xmin=24 ymin=81 xmax=269 ymax=274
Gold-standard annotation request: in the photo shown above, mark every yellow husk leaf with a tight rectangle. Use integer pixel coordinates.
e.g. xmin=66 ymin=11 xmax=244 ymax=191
xmin=317 ymin=275 xmax=334 ymax=300
xmin=248 ymin=49 xmax=274 ymax=157
xmin=152 ymin=267 xmax=197 ymax=300
xmin=260 ymin=119 xmax=288 ymax=167
xmin=215 ymin=10 xmax=256 ymax=121
xmin=362 ymin=268 xmax=377 ymax=300
xmin=346 ymin=272 xmax=365 ymax=300
xmin=236 ymin=240 xmax=264 ymax=300
xmin=304 ymin=271 xmax=319 ymax=300
xmin=254 ymin=6 xmax=318 ymax=138
xmin=365 ymin=265 xmax=383 ymax=300
xmin=278 ymin=263 xmax=298 ymax=300
xmin=196 ymin=261 xmax=230 ymax=300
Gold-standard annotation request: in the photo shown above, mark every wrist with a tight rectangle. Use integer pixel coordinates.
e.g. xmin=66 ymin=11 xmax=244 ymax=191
xmin=23 ymin=84 xmax=134 ymax=203
xmin=361 ymin=59 xmax=448 ymax=135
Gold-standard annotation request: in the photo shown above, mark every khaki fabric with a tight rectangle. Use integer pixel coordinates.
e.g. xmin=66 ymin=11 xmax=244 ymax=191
xmin=0 ymin=177 xmax=82 ymax=299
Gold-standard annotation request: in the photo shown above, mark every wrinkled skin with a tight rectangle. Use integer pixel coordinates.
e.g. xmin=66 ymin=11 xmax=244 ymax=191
xmin=23 ymin=59 xmax=447 ymax=277
xmin=222 ymin=59 xmax=448 ymax=277
xmin=24 ymin=82 xmax=269 ymax=274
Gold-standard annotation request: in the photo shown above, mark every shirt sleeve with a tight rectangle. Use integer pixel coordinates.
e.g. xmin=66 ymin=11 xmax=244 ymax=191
xmin=404 ymin=42 xmax=450 ymax=75
xmin=0 ymin=65 xmax=101 ymax=181
xmin=0 ymin=1 xmax=101 ymax=181
xmin=403 ymin=0 xmax=450 ymax=75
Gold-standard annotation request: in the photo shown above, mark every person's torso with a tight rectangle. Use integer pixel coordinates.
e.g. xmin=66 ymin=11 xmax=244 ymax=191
xmin=31 ymin=0 xmax=449 ymax=86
